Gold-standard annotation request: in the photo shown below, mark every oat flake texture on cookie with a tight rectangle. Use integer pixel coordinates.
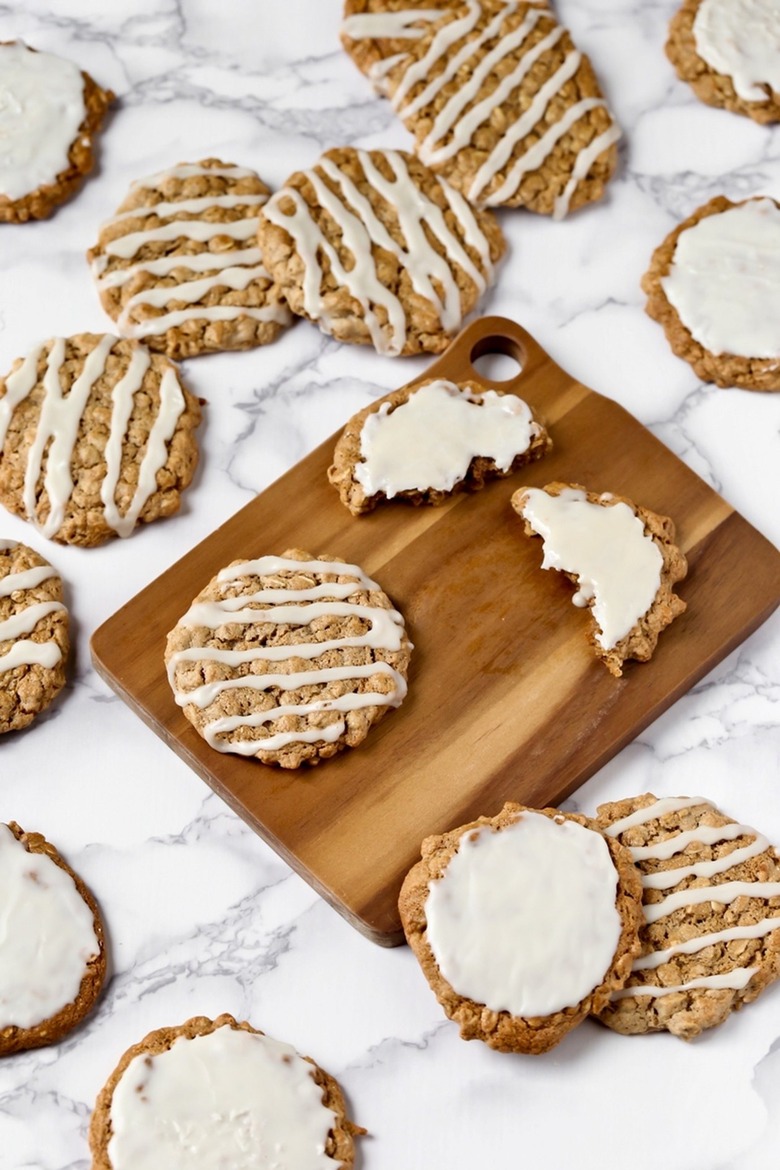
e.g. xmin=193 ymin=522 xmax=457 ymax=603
xmin=89 ymin=1014 xmax=362 ymax=1170
xmin=0 ymin=540 xmax=69 ymax=733
xmin=0 ymin=334 xmax=201 ymax=547
xmin=0 ymin=41 xmax=113 ymax=223
xmin=165 ymin=550 xmax=413 ymax=767
xmin=257 ymin=146 xmax=505 ymax=356
xmin=596 ymin=794 xmax=780 ymax=1039
xmin=88 ymin=159 xmax=293 ymax=359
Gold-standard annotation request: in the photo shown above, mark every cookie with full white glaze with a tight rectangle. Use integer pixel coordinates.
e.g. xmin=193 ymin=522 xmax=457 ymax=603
xmin=89 ymin=1014 xmax=363 ymax=1170
xmin=328 ymin=376 xmax=551 ymax=514
xmin=595 ymin=794 xmax=780 ymax=1039
xmin=399 ymin=803 xmax=644 ymax=1053
xmin=666 ymin=0 xmax=780 ymax=123
xmin=0 ymin=41 xmax=113 ymax=223
xmin=165 ymin=549 xmax=413 ymax=767
xmin=511 ymin=482 xmax=687 ymax=676
xmin=0 ymin=822 xmax=106 ymax=1056
xmin=0 ymin=333 xmax=201 ymax=547
xmin=257 ymin=146 xmax=505 ymax=357
xmin=0 ymin=540 xmax=68 ymax=732
xmin=643 ymin=195 xmax=780 ymax=391
xmin=88 ymin=159 xmax=293 ymax=359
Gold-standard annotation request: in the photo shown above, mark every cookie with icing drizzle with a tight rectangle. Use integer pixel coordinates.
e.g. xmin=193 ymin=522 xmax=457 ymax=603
xmin=643 ymin=195 xmax=780 ymax=392
xmin=88 ymin=159 xmax=293 ymax=359
xmin=89 ymin=1014 xmax=363 ymax=1170
xmin=666 ymin=0 xmax=780 ymax=123
xmin=0 ymin=540 xmax=68 ymax=732
xmin=0 ymin=821 xmax=106 ymax=1056
xmin=511 ymin=482 xmax=687 ymax=676
xmin=257 ymin=146 xmax=504 ymax=357
xmin=595 ymin=794 xmax=780 ymax=1039
xmin=399 ymin=803 xmax=644 ymax=1054
xmin=381 ymin=1 xmax=620 ymax=216
xmin=328 ymin=376 xmax=551 ymax=514
xmin=0 ymin=41 xmax=113 ymax=223
xmin=0 ymin=333 xmax=201 ymax=547
xmin=165 ymin=550 xmax=413 ymax=767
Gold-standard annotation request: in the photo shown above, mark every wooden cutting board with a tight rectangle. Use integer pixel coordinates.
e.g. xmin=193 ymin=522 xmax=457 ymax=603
xmin=91 ymin=316 xmax=780 ymax=946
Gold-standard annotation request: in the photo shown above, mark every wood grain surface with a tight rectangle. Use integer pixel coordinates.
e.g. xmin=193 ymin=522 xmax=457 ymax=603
xmin=91 ymin=316 xmax=780 ymax=945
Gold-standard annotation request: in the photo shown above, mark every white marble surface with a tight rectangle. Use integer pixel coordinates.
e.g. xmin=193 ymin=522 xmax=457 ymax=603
xmin=1 ymin=1 xmax=780 ymax=1167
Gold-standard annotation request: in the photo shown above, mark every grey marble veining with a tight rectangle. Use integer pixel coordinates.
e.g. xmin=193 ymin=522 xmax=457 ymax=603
xmin=1 ymin=1 xmax=779 ymax=1167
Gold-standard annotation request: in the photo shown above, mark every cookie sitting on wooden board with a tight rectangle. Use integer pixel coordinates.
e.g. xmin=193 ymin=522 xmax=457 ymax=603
xmin=666 ymin=0 xmax=780 ymax=123
xmin=88 ymin=159 xmax=293 ymax=359
xmin=0 ymin=822 xmax=106 ymax=1056
xmin=380 ymin=1 xmax=621 ymax=217
xmin=0 ymin=540 xmax=68 ymax=733
xmin=257 ymin=146 xmax=505 ymax=357
xmin=511 ymin=482 xmax=687 ymax=676
xmin=0 ymin=333 xmax=201 ymax=546
xmin=399 ymin=803 xmax=644 ymax=1054
xmin=328 ymin=376 xmax=551 ymax=514
xmin=595 ymin=794 xmax=780 ymax=1039
xmin=165 ymin=550 xmax=412 ymax=767
xmin=0 ymin=41 xmax=113 ymax=223
xmin=643 ymin=194 xmax=780 ymax=392
xmin=89 ymin=1014 xmax=363 ymax=1170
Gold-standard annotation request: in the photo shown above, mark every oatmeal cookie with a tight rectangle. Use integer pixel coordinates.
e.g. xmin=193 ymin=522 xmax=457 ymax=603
xmin=595 ymin=794 xmax=780 ymax=1039
xmin=88 ymin=159 xmax=293 ymax=359
xmin=89 ymin=1013 xmax=363 ymax=1170
xmin=382 ymin=2 xmax=620 ymax=215
xmin=0 ymin=540 xmax=68 ymax=732
xmin=165 ymin=549 xmax=413 ymax=767
xmin=0 ymin=41 xmax=113 ymax=223
xmin=511 ymin=482 xmax=687 ymax=677
xmin=643 ymin=194 xmax=780 ymax=391
xmin=666 ymin=0 xmax=780 ymax=123
xmin=257 ymin=146 xmax=505 ymax=356
xmin=399 ymin=803 xmax=643 ymax=1054
xmin=328 ymin=376 xmax=551 ymax=514
xmin=0 ymin=333 xmax=201 ymax=547
xmin=0 ymin=821 xmax=106 ymax=1056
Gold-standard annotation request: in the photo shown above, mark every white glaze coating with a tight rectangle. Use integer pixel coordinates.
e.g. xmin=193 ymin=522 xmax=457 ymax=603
xmin=0 ymin=43 xmax=86 ymax=202
xmin=168 ymin=555 xmax=409 ymax=756
xmin=106 ymin=1025 xmax=341 ymax=1170
xmin=0 ymin=562 xmax=57 ymax=598
xmin=693 ymin=0 xmax=780 ymax=102
xmin=0 ymin=335 xmax=191 ymax=540
xmin=261 ymin=148 xmax=493 ymax=356
xmin=342 ymin=9 xmax=442 ymax=40
xmin=425 ymin=812 xmax=622 ymax=1017
xmin=604 ymin=797 xmax=780 ymax=999
xmin=660 ymin=198 xmax=780 ymax=359
xmin=519 ymin=487 xmax=663 ymax=650
xmin=355 ymin=379 xmax=541 ymax=497
xmin=0 ymin=824 xmax=99 ymax=1030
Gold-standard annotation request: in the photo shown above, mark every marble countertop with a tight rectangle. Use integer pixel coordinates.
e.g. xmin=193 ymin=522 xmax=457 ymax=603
xmin=1 ymin=1 xmax=780 ymax=1168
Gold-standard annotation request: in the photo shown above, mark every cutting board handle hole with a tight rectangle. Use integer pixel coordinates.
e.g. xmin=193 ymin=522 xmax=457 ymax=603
xmin=469 ymin=336 xmax=524 ymax=384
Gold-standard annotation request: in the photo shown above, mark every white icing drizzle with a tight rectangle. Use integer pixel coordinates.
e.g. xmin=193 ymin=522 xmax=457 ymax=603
xmin=0 ymin=600 xmax=65 ymax=642
xmin=0 ymin=824 xmax=99 ymax=1030
xmin=107 ymin=1024 xmax=341 ymax=1170
xmin=660 ymin=198 xmax=780 ymax=359
xmin=0 ymin=335 xmax=190 ymax=540
xmin=605 ymin=796 xmax=780 ymax=1001
xmin=96 ymin=165 xmax=292 ymax=342
xmin=168 ymin=555 xmax=409 ymax=756
xmin=355 ymin=380 xmax=541 ymax=497
xmin=383 ymin=4 xmax=618 ymax=212
xmin=261 ymin=148 xmax=492 ymax=356
xmin=519 ymin=487 xmax=663 ymax=651
xmin=0 ymin=539 xmax=18 ymax=551
xmin=425 ymin=812 xmax=622 ymax=1017
xmin=693 ymin=0 xmax=780 ymax=102
xmin=0 ymin=43 xmax=86 ymax=202
xmin=0 ymin=563 xmax=57 ymax=598
xmin=342 ymin=9 xmax=442 ymax=40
